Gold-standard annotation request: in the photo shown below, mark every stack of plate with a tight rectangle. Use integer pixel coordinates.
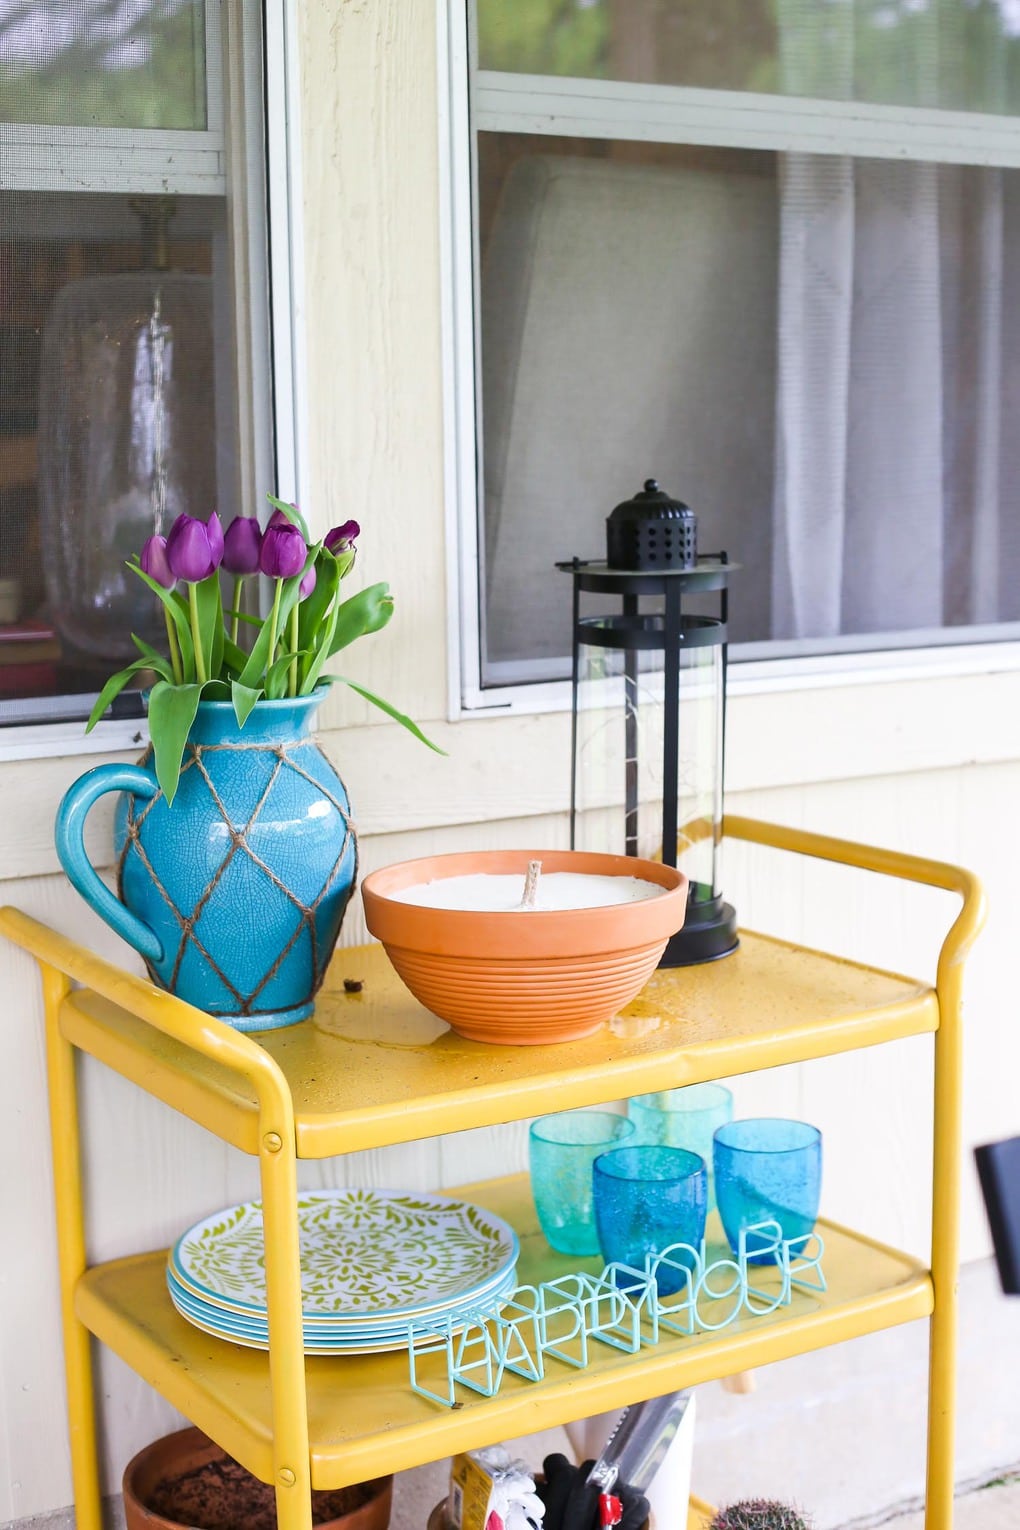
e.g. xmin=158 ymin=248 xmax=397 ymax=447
xmin=166 ymin=1188 xmax=519 ymax=1354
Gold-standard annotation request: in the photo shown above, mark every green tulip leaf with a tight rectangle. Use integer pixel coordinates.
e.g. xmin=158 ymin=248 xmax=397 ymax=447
xmin=237 ymin=570 xmax=304 ymax=690
xmin=265 ymin=651 xmax=304 ymax=700
xmin=85 ymin=657 xmax=170 ymax=733
xmin=266 ymin=493 xmax=311 ymax=542
xmin=328 ymin=676 xmax=447 ymax=754
xmin=147 ymin=680 xmax=206 ymax=805
xmin=131 ymin=633 xmax=175 ymax=672
xmin=327 ymin=584 xmax=394 ymax=658
xmin=231 ymin=680 xmax=264 ymax=728
xmin=298 ymin=548 xmax=339 ymax=654
xmin=129 ymin=563 xmax=196 ymax=680
xmin=221 ymin=632 xmax=249 ymax=676
xmin=193 ymin=572 xmax=222 ymax=681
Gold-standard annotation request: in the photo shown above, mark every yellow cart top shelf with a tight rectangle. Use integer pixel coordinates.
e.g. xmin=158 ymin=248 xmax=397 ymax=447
xmin=0 ymin=815 xmax=982 ymax=1160
xmin=33 ymin=924 xmax=937 ymax=1158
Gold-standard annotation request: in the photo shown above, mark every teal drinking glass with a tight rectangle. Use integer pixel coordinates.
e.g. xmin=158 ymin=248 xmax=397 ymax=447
xmin=713 ymin=1117 xmax=822 ymax=1264
xmin=627 ymin=1082 xmax=733 ymax=1211
xmin=592 ymin=1144 xmax=708 ymax=1295
xmin=529 ymin=1110 xmax=635 ymax=1254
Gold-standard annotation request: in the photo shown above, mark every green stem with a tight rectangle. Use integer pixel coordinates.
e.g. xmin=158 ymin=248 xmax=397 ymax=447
xmin=288 ymin=604 xmax=299 ymax=697
xmin=164 ymin=607 xmax=184 ymax=686
xmin=265 ymin=578 xmax=284 ymax=686
xmin=188 ymin=582 xmax=207 ymax=685
xmin=230 ymin=575 xmax=244 ymax=647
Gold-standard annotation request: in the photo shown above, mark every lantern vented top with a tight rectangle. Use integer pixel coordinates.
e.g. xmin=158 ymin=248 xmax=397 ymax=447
xmin=606 ymin=479 xmax=698 ymax=571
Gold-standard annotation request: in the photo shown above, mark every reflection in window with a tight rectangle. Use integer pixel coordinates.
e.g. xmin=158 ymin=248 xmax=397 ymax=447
xmin=477 ymin=0 xmax=1020 ymax=116
xmin=0 ymin=0 xmax=207 ymax=130
xmin=0 ymin=192 xmax=238 ymax=701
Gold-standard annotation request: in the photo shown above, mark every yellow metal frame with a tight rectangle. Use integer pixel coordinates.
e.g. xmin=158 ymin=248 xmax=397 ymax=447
xmin=0 ymin=817 xmax=985 ymax=1530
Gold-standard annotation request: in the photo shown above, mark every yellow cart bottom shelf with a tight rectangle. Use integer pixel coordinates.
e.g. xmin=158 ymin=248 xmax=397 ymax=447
xmin=74 ymin=1174 xmax=933 ymax=1491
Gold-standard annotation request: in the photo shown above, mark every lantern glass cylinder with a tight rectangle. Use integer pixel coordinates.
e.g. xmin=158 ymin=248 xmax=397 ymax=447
xmin=566 ymin=566 xmax=737 ymax=965
xmin=575 ymin=639 xmax=722 ymax=898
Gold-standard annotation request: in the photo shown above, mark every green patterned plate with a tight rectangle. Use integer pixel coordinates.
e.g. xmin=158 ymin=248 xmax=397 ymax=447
xmin=172 ymin=1189 xmax=519 ymax=1322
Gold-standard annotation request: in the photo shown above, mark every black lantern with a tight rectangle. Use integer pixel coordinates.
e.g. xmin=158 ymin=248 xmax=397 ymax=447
xmin=558 ymin=479 xmax=738 ymax=966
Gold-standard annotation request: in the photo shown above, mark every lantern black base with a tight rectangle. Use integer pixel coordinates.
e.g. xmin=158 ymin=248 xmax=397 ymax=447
xmin=660 ymin=896 xmax=739 ymax=967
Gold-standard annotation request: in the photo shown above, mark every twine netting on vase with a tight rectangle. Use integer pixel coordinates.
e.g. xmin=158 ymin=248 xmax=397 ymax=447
xmin=117 ymin=737 xmax=357 ymax=1015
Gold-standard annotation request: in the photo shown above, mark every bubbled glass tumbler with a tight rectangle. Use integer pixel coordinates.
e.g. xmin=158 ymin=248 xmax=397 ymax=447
xmin=713 ymin=1117 xmax=822 ymax=1264
xmin=529 ymin=1111 xmax=635 ymax=1255
xmin=593 ymin=1144 xmax=707 ymax=1295
xmin=627 ymin=1082 xmax=733 ymax=1211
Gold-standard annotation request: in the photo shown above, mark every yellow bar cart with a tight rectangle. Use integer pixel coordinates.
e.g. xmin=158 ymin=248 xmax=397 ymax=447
xmin=0 ymin=818 xmax=985 ymax=1530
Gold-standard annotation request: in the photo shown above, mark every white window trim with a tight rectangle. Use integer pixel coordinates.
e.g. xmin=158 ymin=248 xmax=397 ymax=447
xmin=443 ymin=4 xmax=1020 ymax=724
xmin=264 ymin=0 xmax=308 ymax=514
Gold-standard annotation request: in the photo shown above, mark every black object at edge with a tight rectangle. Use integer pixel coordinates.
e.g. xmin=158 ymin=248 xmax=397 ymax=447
xmin=975 ymin=1136 xmax=1020 ymax=1296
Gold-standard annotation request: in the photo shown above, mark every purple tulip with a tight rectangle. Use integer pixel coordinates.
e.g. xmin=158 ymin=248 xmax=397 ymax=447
xmin=222 ymin=515 xmax=263 ymax=576
xmin=165 ymin=513 xmax=224 ymax=583
xmin=324 ymin=519 xmax=360 ymax=555
xmin=260 ymin=523 xmax=307 ymax=580
xmin=206 ymin=510 xmax=224 ymax=567
xmin=268 ymin=506 xmax=299 ymax=530
xmin=140 ymin=534 xmax=175 ymax=590
xmin=299 ymin=563 xmax=317 ymax=599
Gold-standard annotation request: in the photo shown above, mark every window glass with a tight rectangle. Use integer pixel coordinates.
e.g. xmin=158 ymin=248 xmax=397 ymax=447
xmin=477 ymin=0 xmax=1020 ymax=116
xmin=0 ymin=6 xmax=267 ymax=717
xmin=477 ymin=131 xmax=1020 ymax=680
xmin=0 ymin=0 xmax=207 ymax=130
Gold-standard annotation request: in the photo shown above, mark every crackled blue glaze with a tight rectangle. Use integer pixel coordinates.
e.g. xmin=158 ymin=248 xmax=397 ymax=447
xmin=55 ymin=691 xmax=357 ymax=1032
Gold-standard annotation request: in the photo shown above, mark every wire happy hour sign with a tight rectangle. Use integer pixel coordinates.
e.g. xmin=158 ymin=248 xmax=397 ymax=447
xmin=407 ymin=1222 xmax=827 ymax=1406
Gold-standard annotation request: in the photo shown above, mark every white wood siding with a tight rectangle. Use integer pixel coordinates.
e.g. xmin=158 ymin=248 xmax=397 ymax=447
xmin=1 ymin=1 xmax=1017 ymax=1520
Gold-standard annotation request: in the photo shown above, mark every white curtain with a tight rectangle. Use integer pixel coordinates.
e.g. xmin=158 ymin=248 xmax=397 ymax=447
xmin=771 ymin=0 xmax=1007 ymax=640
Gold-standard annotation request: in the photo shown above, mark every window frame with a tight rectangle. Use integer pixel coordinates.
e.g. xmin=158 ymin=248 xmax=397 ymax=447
xmin=0 ymin=0 xmax=305 ymax=759
xmin=445 ymin=0 xmax=1020 ymax=719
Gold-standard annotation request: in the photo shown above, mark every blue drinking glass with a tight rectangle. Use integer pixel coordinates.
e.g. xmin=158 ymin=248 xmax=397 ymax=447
xmin=627 ymin=1082 xmax=733 ymax=1212
xmin=713 ymin=1117 xmax=822 ymax=1264
xmin=529 ymin=1110 xmax=635 ymax=1255
xmin=592 ymin=1144 xmax=708 ymax=1295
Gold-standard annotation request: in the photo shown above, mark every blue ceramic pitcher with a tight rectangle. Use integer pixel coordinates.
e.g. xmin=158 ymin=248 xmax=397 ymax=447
xmin=55 ymin=691 xmax=358 ymax=1031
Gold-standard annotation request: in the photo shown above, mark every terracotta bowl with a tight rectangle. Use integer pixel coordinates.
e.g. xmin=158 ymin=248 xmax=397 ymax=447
xmin=361 ymin=849 xmax=688 ymax=1045
xmin=122 ymin=1425 xmax=393 ymax=1530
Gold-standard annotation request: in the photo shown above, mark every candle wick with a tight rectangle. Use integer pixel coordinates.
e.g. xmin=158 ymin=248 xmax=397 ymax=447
xmin=519 ymin=859 xmax=543 ymax=909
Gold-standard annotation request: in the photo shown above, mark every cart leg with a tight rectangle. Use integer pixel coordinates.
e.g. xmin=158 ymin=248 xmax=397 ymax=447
xmin=260 ymin=1119 xmax=313 ymax=1530
xmin=42 ymin=962 xmax=103 ymax=1530
xmin=925 ymin=962 xmax=965 ymax=1530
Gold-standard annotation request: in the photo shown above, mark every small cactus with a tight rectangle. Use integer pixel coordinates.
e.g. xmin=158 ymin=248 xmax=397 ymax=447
xmin=709 ymin=1501 xmax=813 ymax=1530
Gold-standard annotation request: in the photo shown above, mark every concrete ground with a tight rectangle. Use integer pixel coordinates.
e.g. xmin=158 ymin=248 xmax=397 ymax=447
xmin=876 ymin=1476 xmax=1020 ymax=1530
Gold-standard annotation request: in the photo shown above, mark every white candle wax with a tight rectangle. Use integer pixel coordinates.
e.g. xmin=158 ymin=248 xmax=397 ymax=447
xmin=391 ymin=871 xmax=665 ymax=912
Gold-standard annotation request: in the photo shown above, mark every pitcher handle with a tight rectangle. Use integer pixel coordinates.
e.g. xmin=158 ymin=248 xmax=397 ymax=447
xmin=55 ymin=764 xmax=164 ymax=964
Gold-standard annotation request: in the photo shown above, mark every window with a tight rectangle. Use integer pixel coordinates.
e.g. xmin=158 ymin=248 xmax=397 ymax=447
xmin=458 ymin=1 xmax=1020 ymax=697
xmin=0 ymin=1 xmax=277 ymax=730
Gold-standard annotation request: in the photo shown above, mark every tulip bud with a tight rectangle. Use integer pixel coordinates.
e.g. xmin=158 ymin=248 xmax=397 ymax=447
xmin=260 ymin=523 xmax=307 ymax=580
xmin=207 ymin=510 xmax=224 ymax=566
xmin=222 ymin=515 xmax=263 ymax=576
xmin=140 ymin=533 xmax=175 ymax=590
xmin=268 ymin=508 xmax=292 ymax=530
xmin=165 ymin=513 xmax=224 ymax=583
xmin=299 ymin=563 xmax=317 ymax=599
xmin=324 ymin=519 xmax=360 ymax=555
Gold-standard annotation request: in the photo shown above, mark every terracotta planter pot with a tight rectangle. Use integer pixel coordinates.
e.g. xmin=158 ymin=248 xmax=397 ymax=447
xmin=122 ymin=1426 xmax=393 ymax=1530
xmin=362 ymin=849 xmax=688 ymax=1045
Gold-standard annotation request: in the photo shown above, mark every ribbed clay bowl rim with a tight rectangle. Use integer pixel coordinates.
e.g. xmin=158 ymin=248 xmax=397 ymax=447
xmin=361 ymin=849 xmax=688 ymax=959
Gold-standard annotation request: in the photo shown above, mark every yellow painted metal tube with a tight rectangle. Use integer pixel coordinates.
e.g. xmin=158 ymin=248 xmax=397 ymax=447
xmin=727 ymin=814 xmax=987 ymax=1530
xmin=40 ymin=960 xmax=103 ymax=1530
xmin=1 ymin=907 xmax=315 ymax=1518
